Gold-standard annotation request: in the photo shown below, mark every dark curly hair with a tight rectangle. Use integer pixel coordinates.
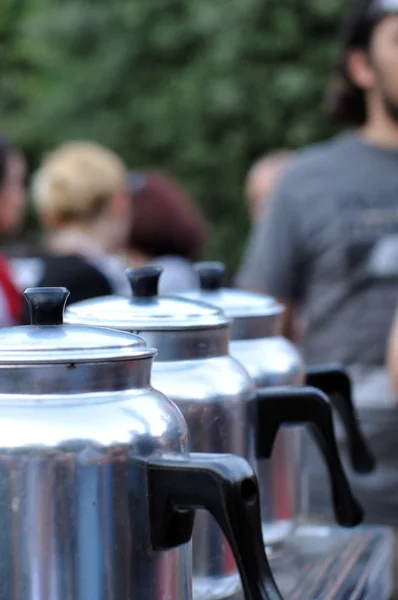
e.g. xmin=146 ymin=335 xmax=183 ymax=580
xmin=127 ymin=170 xmax=207 ymax=262
xmin=325 ymin=0 xmax=398 ymax=126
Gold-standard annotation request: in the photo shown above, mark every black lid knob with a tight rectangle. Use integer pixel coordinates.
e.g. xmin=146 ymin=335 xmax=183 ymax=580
xmin=125 ymin=267 xmax=162 ymax=298
xmin=194 ymin=262 xmax=225 ymax=291
xmin=24 ymin=287 xmax=70 ymax=326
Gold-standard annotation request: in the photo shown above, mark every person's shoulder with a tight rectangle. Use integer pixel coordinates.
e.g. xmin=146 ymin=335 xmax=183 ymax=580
xmin=41 ymin=254 xmax=102 ymax=277
xmin=38 ymin=254 xmax=113 ymax=300
xmin=278 ymin=132 xmax=356 ymax=188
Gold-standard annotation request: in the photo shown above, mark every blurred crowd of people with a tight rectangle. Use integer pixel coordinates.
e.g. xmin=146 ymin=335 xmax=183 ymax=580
xmin=0 ymin=139 xmax=208 ymax=325
xmin=1 ymin=0 xmax=398 ymax=533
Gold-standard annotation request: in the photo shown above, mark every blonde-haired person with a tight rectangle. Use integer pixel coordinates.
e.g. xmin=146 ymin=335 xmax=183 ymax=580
xmin=28 ymin=141 xmax=131 ymax=309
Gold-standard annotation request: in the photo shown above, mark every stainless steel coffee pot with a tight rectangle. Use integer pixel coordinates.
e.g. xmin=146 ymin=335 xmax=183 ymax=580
xmin=178 ymin=262 xmax=374 ymax=542
xmin=0 ymin=286 xmax=290 ymax=600
xmin=66 ymin=268 xmax=362 ymax=600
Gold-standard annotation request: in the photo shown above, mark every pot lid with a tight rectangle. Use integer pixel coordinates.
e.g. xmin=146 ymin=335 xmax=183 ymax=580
xmin=65 ymin=267 xmax=228 ymax=331
xmin=179 ymin=262 xmax=284 ymax=319
xmin=0 ymin=287 xmax=155 ymax=364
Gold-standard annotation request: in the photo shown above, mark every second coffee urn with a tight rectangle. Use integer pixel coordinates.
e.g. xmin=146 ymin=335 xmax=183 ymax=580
xmin=179 ymin=262 xmax=374 ymax=545
xmin=65 ymin=267 xmax=363 ymax=600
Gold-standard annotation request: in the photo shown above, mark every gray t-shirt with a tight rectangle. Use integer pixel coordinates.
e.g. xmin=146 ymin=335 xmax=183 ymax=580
xmin=237 ymin=132 xmax=398 ymax=523
xmin=237 ymin=132 xmax=398 ymax=374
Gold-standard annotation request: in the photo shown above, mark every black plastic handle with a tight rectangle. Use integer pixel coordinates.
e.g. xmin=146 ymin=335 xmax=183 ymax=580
xmin=148 ymin=453 xmax=283 ymax=600
xmin=306 ymin=363 xmax=375 ymax=473
xmin=194 ymin=262 xmax=225 ymax=291
xmin=125 ymin=267 xmax=162 ymax=298
xmin=24 ymin=287 xmax=70 ymax=326
xmin=254 ymin=386 xmax=364 ymax=527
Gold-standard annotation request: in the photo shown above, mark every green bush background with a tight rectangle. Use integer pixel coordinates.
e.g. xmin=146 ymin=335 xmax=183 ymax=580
xmin=0 ymin=0 xmax=346 ymax=274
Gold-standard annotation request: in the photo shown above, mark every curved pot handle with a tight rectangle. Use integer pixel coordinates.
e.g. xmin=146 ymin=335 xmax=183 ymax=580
xmin=254 ymin=386 xmax=364 ymax=527
xmin=306 ymin=363 xmax=375 ymax=473
xmin=147 ymin=453 xmax=283 ymax=600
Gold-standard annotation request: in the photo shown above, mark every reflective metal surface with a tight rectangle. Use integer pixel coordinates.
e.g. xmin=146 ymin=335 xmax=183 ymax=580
xmin=0 ymin=286 xmax=194 ymax=600
xmin=0 ymin=321 xmax=155 ymax=395
xmin=151 ymin=357 xmax=256 ymax=600
xmin=0 ymin=386 xmax=192 ymax=600
xmin=65 ymin=270 xmax=259 ymax=600
xmin=230 ymin=337 xmax=305 ymax=551
xmin=178 ymin=265 xmax=373 ymax=557
xmin=178 ymin=273 xmax=307 ymax=553
xmin=65 ymin=294 xmax=227 ymax=330
xmin=181 ymin=289 xmax=283 ymax=341
xmin=0 ymin=322 xmax=152 ymax=364
xmin=66 ymin=296 xmax=229 ymax=362
xmin=124 ymin=327 xmax=229 ymax=362
xmin=1 ymin=285 xmax=291 ymax=600
xmin=180 ymin=262 xmax=283 ymax=341
xmin=0 ymin=359 xmax=153 ymax=395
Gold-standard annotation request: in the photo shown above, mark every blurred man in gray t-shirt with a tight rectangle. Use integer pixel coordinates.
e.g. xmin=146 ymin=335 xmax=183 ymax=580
xmin=237 ymin=0 xmax=398 ymax=523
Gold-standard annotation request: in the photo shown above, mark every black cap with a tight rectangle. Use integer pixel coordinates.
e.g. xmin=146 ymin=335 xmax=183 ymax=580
xmin=325 ymin=0 xmax=398 ymax=126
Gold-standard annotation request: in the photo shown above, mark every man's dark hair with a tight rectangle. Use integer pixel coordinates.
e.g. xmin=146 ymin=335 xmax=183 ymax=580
xmin=325 ymin=0 xmax=398 ymax=126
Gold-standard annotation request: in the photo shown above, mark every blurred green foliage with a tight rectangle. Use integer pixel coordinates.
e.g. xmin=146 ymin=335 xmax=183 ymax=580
xmin=0 ymin=0 xmax=346 ymax=273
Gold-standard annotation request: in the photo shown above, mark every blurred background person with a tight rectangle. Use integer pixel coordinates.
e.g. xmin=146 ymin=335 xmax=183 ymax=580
xmin=387 ymin=305 xmax=398 ymax=395
xmin=244 ymin=149 xmax=306 ymax=342
xmin=237 ymin=0 xmax=398 ymax=525
xmin=245 ymin=150 xmax=293 ymax=222
xmin=0 ymin=135 xmax=27 ymax=325
xmin=126 ymin=170 xmax=207 ymax=294
xmin=26 ymin=141 xmax=131 ymax=309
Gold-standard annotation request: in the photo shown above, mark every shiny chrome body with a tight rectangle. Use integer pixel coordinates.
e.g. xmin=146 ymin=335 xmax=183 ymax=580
xmin=179 ymin=263 xmax=374 ymax=547
xmin=0 ymin=295 xmax=193 ymax=600
xmin=66 ymin=290 xmax=259 ymax=600
xmin=178 ymin=287 xmax=308 ymax=550
xmin=230 ymin=337 xmax=305 ymax=548
xmin=0 ymin=385 xmax=191 ymax=600
xmin=151 ymin=354 xmax=256 ymax=600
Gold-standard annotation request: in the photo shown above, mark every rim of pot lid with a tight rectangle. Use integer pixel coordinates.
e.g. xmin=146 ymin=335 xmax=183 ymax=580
xmin=65 ymin=267 xmax=228 ymax=332
xmin=177 ymin=262 xmax=284 ymax=340
xmin=0 ymin=287 xmax=156 ymax=364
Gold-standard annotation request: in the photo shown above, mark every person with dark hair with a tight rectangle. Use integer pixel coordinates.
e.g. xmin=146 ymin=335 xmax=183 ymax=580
xmin=237 ymin=0 xmax=398 ymax=526
xmin=0 ymin=135 xmax=27 ymax=325
xmin=126 ymin=170 xmax=207 ymax=293
xmin=325 ymin=0 xmax=395 ymax=126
